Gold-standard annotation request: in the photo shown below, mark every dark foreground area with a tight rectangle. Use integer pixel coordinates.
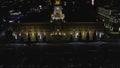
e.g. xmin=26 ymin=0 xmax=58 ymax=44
xmin=0 ymin=43 xmax=120 ymax=68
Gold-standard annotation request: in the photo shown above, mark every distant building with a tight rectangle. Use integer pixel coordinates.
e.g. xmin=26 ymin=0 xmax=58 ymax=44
xmin=97 ymin=2 xmax=120 ymax=37
xmin=3 ymin=0 xmax=104 ymax=42
xmin=97 ymin=0 xmax=120 ymax=36
xmin=96 ymin=0 xmax=120 ymax=8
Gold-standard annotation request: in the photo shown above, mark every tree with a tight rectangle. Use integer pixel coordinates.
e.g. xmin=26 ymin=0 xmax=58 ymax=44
xmin=93 ymin=31 xmax=97 ymax=41
xmin=70 ymin=35 xmax=73 ymax=42
xmin=78 ymin=32 xmax=82 ymax=41
xmin=35 ymin=33 xmax=39 ymax=42
xmin=43 ymin=35 xmax=46 ymax=42
xmin=21 ymin=34 xmax=24 ymax=43
xmin=5 ymin=30 xmax=13 ymax=43
xmin=28 ymin=33 xmax=31 ymax=42
xmin=101 ymin=33 xmax=106 ymax=41
xmin=86 ymin=32 xmax=90 ymax=41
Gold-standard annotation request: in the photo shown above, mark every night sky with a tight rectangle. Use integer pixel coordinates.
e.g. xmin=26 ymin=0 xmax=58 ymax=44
xmin=0 ymin=0 xmax=98 ymax=22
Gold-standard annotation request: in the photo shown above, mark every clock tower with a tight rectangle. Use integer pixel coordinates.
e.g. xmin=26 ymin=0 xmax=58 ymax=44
xmin=50 ymin=0 xmax=65 ymax=23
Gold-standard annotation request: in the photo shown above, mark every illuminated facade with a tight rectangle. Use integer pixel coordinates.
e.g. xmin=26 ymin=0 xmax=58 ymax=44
xmin=10 ymin=22 xmax=104 ymax=42
xmin=8 ymin=0 xmax=105 ymax=42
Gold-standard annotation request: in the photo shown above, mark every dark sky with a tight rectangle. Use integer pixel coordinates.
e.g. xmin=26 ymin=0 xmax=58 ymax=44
xmin=0 ymin=0 xmax=97 ymax=22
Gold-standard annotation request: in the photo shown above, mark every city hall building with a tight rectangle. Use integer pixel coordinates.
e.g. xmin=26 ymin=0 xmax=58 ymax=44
xmin=9 ymin=0 xmax=105 ymax=42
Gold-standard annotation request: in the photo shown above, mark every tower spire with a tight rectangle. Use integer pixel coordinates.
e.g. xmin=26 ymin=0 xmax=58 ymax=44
xmin=50 ymin=0 xmax=65 ymax=23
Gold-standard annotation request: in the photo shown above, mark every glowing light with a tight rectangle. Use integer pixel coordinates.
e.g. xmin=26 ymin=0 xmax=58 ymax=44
xmin=9 ymin=20 xmax=14 ymax=23
xmin=92 ymin=0 xmax=94 ymax=5
xmin=12 ymin=33 xmax=15 ymax=36
xmin=39 ymin=5 xmax=42 ymax=9
xmin=31 ymin=32 xmax=34 ymax=36
xmin=50 ymin=20 xmax=52 ymax=23
xmin=63 ymin=33 xmax=66 ymax=36
xmin=50 ymin=33 xmax=53 ymax=36
xmin=38 ymin=33 xmax=40 ymax=36
xmin=59 ymin=32 xmax=61 ymax=35
xmin=10 ymin=11 xmax=22 ymax=15
xmin=110 ymin=27 xmax=113 ymax=31
xmin=70 ymin=32 xmax=73 ymax=35
xmin=39 ymin=35 xmax=42 ymax=39
xmin=15 ymin=35 xmax=18 ymax=40
xmin=19 ymin=33 xmax=21 ymax=36
xmin=64 ymin=1 xmax=67 ymax=6
xmin=72 ymin=1 xmax=75 ymax=5
xmin=55 ymin=32 xmax=57 ymax=35
xmin=37 ymin=33 xmax=42 ymax=39
xmin=82 ymin=32 xmax=85 ymax=36
xmin=75 ymin=32 xmax=79 ymax=38
xmin=44 ymin=33 xmax=46 ymax=35
xmin=18 ymin=21 xmax=20 ymax=23
xmin=99 ymin=33 xmax=102 ymax=38
xmin=26 ymin=33 xmax=28 ymax=36
xmin=57 ymin=29 xmax=59 ymax=31
xmin=99 ymin=32 xmax=104 ymax=39
xmin=3 ymin=18 xmax=6 ymax=22
xmin=12 ymin=33 xmax=18 ymax=39
xmin=56 ymin=7 xmax=59 ymax=10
